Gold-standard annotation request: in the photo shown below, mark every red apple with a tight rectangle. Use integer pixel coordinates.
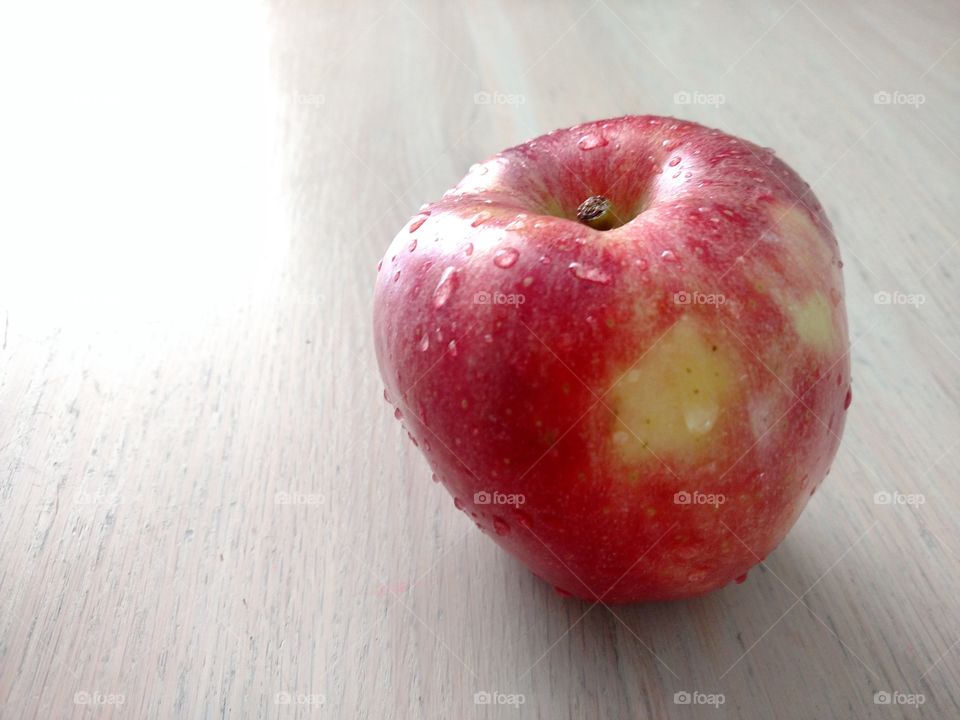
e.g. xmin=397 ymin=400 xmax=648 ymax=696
xmin=373 ymin=115 xmax=850 ymax=603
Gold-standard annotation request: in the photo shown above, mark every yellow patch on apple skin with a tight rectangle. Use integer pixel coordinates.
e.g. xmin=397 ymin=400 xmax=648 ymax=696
xmin=609 ymin=315 xmax=737 ymax=466
xmin=774 ymin=205 xmax=830 ymax=281
xmin=788 ymin=292 xmax=836 ymax=352
xmin=766 ymin=205 xmax=840 ymax=354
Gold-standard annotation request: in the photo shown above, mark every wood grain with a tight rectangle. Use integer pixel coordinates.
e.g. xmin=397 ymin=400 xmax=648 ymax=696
xmin=1 ymin=1 xmax=959 ymax=718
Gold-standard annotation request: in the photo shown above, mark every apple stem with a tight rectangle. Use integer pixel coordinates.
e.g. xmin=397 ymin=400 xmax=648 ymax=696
xmin=576 ymin=195 xmax=619 ymax=230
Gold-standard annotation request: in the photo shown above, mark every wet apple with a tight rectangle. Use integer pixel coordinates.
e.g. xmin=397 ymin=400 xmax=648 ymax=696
xmin=373 ymin=115 xmax=850 ymax=603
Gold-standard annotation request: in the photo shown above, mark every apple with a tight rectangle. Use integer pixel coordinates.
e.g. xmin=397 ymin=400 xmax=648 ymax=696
xmin=373 ymin=115 xmax=850 ymax=603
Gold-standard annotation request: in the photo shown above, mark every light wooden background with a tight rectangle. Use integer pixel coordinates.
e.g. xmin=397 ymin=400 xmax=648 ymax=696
xmin=1 ymin=1 xmax=958 ymax=718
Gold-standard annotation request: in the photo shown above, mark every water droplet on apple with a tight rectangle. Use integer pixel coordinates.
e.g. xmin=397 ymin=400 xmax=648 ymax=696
xmin=668 ymin=156 xmax=681 ymax=167
xmin=409 ymin=213 xmax=429 ymax=233
xmin=433 ymin=267 xmax=458 ymax=308
xmin=660 ymin=250 xmax=678 ymax=262
xmin=483 ymin=333 xmax=493 ymax=343
xmin=505 ymin=214 xmax=527 ymax=231
xmin=383 ymin=388 xmax=391 ymax=403
xmin=577 ymin=133 xmax=608 ymax=150
xmin=492 ymin=517 xmax=510 ymax=535
xmin=522 ymin=275 xmax=534 ymax=287
xmin=672 ymin=170 xmax=681 ymax=179
xmin=393 ymin=271 xmax=401 ymax=282
xmin=394 ymin=407 xmax=403 ymax=420
xmin=463 ymin=242 xmax=474 ymax=256
xmin=635 ymin=258 xmax=649 ymax=270
xmin=684 ymin=403 xmax=718 ymax=434
xmin=432 ymin=473 xmax=440 ymax=483
xmin=735 ymin=572 xmax=748 ymax=584
xmin=453 ymin=497 xmax=465 ymax=511
xmin=568 ymin=262 xmax=610 ymax=284
xmin=422 ymin=437 xmax=431 ymax=451
xmin=494 ymin=247 xmax=520 ymax=268
xmin=408 ymin=238 xmax=417 ymax=252
xmin=675 ymin=543 xmax=699 ymax=560
xmin=376 ymin=259 xmax=382 ymax=272
xmin=418 ymin=334 xmax=430 ymax=352
xmin=447 ymin=339 xmax=458 ymax=356
xmin=844 ymin=387 xmax=852 ymax=409
xmin=471 ymin=211 xmax=491 ymax=227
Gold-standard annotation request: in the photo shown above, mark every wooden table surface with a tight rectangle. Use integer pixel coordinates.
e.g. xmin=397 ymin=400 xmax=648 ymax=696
xmin=2 ymin=1 xmax=959 ymax=718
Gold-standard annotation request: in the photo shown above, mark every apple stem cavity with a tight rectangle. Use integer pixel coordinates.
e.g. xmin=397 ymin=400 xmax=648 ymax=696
xmin=576 ymin=195 xmax=620 ymax=230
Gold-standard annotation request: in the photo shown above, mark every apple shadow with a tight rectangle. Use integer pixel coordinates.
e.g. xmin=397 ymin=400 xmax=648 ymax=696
xmin=490 ymin=527 xmax=886 ymax=716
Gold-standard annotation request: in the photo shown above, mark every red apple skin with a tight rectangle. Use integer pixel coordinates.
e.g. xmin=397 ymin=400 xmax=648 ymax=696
xmin=373 ymin=115 xmax=850 ymax=603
